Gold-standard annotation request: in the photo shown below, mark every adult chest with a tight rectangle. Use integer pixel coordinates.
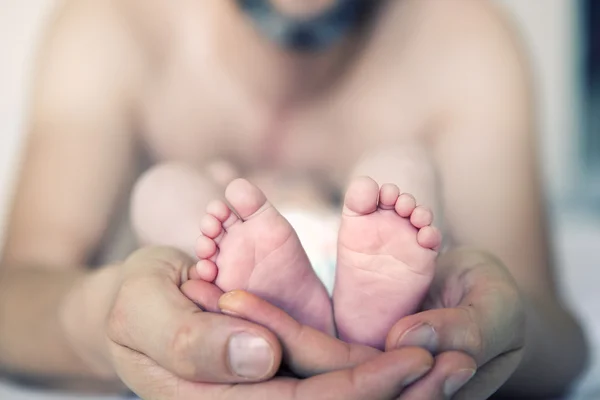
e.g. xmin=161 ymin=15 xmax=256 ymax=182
xmin=137 ymin=26 xmax=426 ymax=179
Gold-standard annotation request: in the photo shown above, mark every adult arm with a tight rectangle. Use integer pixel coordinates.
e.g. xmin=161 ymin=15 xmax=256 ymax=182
xmin=390 ymin=1 xmax=587 ymax=398
xmin=0 ymin=0 xmax=141 ymax=386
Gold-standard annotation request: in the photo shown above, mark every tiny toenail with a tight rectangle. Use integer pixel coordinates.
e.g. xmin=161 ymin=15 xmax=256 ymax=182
xmin=228 ymin=332 xmax=274 ymax=379
xmin=396 ymin=323 xmax=438 ymax=353
xmin=443 ymin=369 xmax=476 ymax=397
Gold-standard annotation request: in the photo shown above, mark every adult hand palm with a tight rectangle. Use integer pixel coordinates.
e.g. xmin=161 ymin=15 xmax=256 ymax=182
xmin=104 ymin=247 xmax=436 ymax=400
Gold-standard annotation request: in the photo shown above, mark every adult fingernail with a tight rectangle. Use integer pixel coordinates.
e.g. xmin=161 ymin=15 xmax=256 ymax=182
xmin=228 ymin=333 xmax=274 ymax=379
xmin=443 ymin=369 xmax=476 ymax=397
xmin=397 ymin=323 xmax=438 ymax=352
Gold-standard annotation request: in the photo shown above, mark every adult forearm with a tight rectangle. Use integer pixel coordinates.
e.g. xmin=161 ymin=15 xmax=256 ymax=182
xmin=499 ymin=294 xmax=588 ymax=398
xmin=0 ymin=264 xmax=124 ymax=391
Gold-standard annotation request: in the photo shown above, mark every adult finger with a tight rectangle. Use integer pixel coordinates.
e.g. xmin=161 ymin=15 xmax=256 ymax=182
xmin=181 ymin=277 xmax=224 ymax=312
xmin=386 ymin=257 xmax=525 ymax=399
xmin=386 ymin=269 xmax=525 ymax=366
xmin=452 ymin=349 xmax=522 ymax=400
xmin=399 ymin=351 xmax=477 ymax=400
xmin=218 ymin=290 xmax=381 ymax=377
xmin=107 ymin=267 xmax=282 ymax=383
xmin=114 ymin=344 xmax=433 ymax=400
xmin=274 ymin=348 xmax=433 ymax=400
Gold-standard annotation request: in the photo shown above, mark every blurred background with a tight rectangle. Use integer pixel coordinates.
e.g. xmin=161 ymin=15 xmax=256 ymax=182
xmin=0 ymin=0 xmax=598 ymax=399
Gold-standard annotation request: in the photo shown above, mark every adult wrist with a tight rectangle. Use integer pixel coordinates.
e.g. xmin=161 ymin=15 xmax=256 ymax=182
xmin=59 ymin=264 xmax=123 ymax=382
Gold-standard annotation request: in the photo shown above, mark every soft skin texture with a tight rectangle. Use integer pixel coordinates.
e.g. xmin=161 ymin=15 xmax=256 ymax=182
xmin=0 ymin=0 xmax=587 ymax=398
xmin=333 ymin=176 xmax=440 ymax=349
xmin=194 ymin=178 xmax=335 ymax=335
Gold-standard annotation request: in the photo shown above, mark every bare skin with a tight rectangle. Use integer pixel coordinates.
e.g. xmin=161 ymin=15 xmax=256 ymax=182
xmin=136 ymin=167 xmax=441 ymax=345
xmin=0 ymin=0 xmax=588 ymax=398
xmin=189 ymin=176 xmax=439 ymax=345
xmin=334 ymin=177 xmax=440 ymax=348
xmin=195 ymin=178 xmax=335 ymax=335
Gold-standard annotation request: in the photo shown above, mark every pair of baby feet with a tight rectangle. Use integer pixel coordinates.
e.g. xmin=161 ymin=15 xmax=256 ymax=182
xmin=192 ymin=176 xmax=441 ymax=349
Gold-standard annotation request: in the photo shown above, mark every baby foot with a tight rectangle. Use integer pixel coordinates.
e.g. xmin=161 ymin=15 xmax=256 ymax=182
xmin=195 ymin=178 xmax=335 ymax=335
xmin=333 ymin=176 xmax=441 ymax=349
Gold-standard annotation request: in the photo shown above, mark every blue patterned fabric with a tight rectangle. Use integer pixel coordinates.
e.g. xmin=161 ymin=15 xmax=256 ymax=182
xmin=236 ymin=0 xmax=375 ymax=52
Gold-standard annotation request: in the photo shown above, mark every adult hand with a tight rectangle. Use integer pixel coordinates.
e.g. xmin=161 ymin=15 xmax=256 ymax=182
xmin=386 ymin=247 xmax=526 ymax=399
xmin=101 ymin=246 xmax=437 ymax=399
